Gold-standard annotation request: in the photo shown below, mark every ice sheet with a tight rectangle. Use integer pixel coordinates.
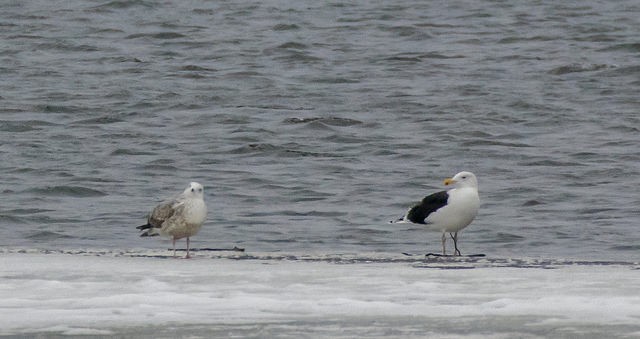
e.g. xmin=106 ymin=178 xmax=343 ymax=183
xmin=1 ymin=250 xmax=639 ymax=338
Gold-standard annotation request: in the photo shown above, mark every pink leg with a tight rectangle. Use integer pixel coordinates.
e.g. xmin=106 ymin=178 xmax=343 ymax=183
xmin=185 ymin=237 xmax=191 ymax=259
xmin=172 ymin=238 xmax=177 ymax=257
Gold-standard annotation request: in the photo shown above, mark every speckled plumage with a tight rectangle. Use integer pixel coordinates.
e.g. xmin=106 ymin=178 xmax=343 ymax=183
xmin=137 ymin=182 xmax=207 ymax=258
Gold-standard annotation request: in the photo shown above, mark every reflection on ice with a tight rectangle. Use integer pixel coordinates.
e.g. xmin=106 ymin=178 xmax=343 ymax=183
xmin=1 ymin=250 xmax=639 ymax=337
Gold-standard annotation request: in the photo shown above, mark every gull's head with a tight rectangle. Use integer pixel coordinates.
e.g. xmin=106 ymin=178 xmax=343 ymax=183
xmin=444 ymin=171 xmax=478 ymax=189
xmin=184 ymin=182 xmax=205 ymax=199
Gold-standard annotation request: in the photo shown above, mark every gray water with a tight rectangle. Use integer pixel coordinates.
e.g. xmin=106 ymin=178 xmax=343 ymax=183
xmin=1 ymin=0 xmax=640 ymax=261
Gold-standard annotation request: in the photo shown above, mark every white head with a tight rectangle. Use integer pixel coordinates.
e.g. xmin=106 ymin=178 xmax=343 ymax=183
xmin=183 ymin=182 xmax=205 ymax=199
xmin=444 ymin=171 xmax=478 ymax=189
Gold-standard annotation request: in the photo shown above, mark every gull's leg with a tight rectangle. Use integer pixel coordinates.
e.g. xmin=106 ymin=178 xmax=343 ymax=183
xmin=185 ymin=237 xmax=191 ymax=259
xmin=441 ymin=232 xmax=447 ymax=255
xmin=450 ymin=232 xmax=461 ymax=256
xmin=172 ymin=238 xmax=177 ymax=257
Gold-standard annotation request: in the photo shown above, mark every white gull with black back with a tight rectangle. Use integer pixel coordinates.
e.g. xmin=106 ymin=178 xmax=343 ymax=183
xmin=394 ymin=171 xmax=480 ymax=256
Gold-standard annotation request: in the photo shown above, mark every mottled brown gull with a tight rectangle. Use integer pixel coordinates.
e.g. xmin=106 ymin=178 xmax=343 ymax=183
xmin=136 ymin=182 xmax=207 ymax=258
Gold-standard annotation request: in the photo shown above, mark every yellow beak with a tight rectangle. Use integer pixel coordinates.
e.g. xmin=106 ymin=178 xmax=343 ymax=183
xmin=444 ymin=178 xmax=455 ymax=186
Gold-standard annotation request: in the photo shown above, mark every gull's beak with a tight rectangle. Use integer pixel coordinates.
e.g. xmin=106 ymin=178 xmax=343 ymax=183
xmin=444 ymin=178 xmax=455 ymax=186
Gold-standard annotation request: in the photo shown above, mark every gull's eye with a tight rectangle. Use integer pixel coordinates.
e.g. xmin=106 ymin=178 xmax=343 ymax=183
xmin=191 ymin=188 xmax=195 ymax=192
xmin=198 ymin=188 xmax=202 ymax=192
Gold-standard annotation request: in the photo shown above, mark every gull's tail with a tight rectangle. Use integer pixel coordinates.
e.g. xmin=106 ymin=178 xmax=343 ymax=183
xmin=390 ymin=215 xmax=408 ymax=224
xmin=136 ymin=223 xmax=159 ymax=237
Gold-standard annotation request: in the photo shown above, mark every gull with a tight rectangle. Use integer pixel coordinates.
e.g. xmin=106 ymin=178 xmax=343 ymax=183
xmin=394 ymin=171 xmax=480 ymax=256
xmin=137 ymin=182 xmax=207 ymax=258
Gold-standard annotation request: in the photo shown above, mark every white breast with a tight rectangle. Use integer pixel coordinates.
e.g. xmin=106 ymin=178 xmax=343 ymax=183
xmin=185 ymin=198 xmax=207 ymax=225
xmin=425 ymin=187 xmax=479 ymax=232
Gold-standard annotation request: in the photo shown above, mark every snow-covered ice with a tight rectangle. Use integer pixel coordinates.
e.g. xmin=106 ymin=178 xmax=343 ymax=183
xmin=1 ymin=250 xmax=639 ymax=338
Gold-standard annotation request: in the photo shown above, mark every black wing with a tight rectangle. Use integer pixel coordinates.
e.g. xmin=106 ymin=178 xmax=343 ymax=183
xmin=405 ymin=190 xmax=449 ymax=224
